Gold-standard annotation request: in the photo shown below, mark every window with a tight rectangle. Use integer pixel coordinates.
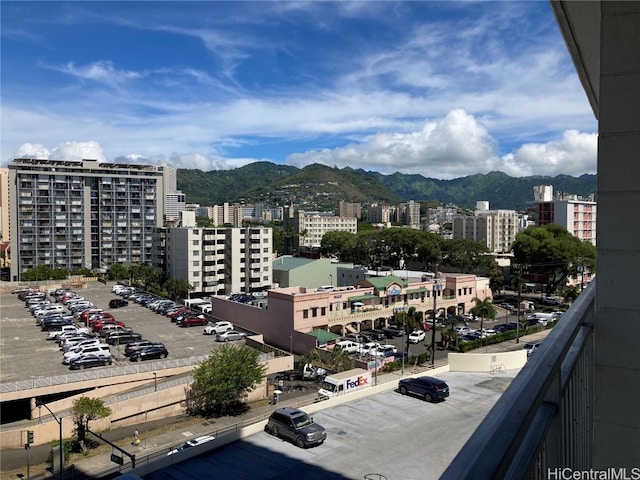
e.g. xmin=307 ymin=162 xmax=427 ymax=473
xmin=192 ymin=239 xmax=199 ymax=246
xmin=303 ymin=310 xmax=309 ymax=319
xmin=321 ymin=307 xmax=326 ymax=316
xmin=311 ymin=307 xmax=318 ymax=317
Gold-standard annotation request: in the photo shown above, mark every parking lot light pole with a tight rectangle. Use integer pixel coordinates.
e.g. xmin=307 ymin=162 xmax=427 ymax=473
xmin=35 ymin=399 xmax=63 ymax=480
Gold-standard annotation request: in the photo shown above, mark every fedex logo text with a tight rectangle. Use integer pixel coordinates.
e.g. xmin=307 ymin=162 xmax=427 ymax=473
xmin=346 ymin=375 xmax=370 ymax=390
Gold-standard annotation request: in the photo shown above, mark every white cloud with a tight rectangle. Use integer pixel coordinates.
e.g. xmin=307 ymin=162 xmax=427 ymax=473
xmin=501 ymin=130 xmax=597 ymax=177
xmin=44 ymin=60 xmax=141 ymax=87
xmin=287 ymin=111 xmax=596 ymax=179
xmin=14 ymin=141 xmax=107 ymax=162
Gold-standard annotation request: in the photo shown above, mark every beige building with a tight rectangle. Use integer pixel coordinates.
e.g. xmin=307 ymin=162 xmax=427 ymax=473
xmin=339 ymin=201 xmax=362 ymax=219
xmin=452 ymin=202 xmax=518 ymax=254
xmin=164 ymin=226 xmax=272 ymax=295
xmin=398 ymin=200 xmax=421 ymax=229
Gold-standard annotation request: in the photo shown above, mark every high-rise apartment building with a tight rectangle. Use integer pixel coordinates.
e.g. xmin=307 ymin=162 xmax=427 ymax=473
xmin=283 ymin=206 xmax=358 ymax=251
xmin=339 ymin=201 xmax=362 ymax=219
xmin=0 ymin=168 xmax=10 ymax=244
xmin=8 ymin=158 xmax=166 ymax=280
xmin=452 ymin=201 xmax=518 ymax=254
xmin=366 ymin=203 xmax=392 ymax=224
xmin=398 ymin=200 xmax=421 ymax=229
xmin=533 ymin=185 xmax=596 ymax=246
xmin=164 ymin=226 xmax=272 ymax=295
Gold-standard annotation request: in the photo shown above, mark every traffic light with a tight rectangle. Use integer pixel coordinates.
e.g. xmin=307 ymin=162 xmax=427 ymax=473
xmin=27 ymin=430 xmax=34 ymax=444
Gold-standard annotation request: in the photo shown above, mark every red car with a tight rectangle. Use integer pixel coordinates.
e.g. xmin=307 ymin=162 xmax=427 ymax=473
xmin=92 ymin=319 xmax=125 ymax=332
xmin=177 ymin=315 xmax=208 ymax=328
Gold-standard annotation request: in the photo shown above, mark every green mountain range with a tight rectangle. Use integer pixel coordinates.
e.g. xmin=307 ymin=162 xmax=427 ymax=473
xmin=177 ymin=162 xmax=596 ymax=212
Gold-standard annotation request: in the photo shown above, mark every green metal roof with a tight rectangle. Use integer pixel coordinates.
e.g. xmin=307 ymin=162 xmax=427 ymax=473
xmin=363 ymin=275 xmax=407 ymax=290
xmin=348 ymin=294 xmax=378 ymax=302
xmin=406 ymin=288 xmax=427 ymax=294
xmin=308 ymin=329 xmax=341 ymax=343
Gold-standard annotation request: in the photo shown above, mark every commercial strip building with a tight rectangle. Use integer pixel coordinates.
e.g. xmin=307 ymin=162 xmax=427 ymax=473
xmin=212 ymin=271 xmax=491 ymax=354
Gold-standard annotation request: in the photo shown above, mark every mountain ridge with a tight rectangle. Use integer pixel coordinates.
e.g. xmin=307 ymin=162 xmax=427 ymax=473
xmin=176 ymin=162 xmax=596 ymax=212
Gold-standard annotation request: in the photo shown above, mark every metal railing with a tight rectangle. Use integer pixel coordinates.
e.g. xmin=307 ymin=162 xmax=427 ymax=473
xmin=442 ymin=280 xmax=595 ymax=479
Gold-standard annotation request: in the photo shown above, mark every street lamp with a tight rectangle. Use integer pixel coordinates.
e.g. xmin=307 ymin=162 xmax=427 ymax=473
xmin=431 ymin=278 xmax=444 ymax=368
xmin=35 ymin=399 xmax=63 ymax=480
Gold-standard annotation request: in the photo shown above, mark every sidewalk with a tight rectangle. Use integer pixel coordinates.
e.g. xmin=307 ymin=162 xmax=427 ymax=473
xmin=1 ymin=328 xmax=549 ymax=479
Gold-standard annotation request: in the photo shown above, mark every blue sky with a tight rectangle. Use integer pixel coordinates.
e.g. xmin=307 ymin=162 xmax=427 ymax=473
xmin=1 ymin=1 xmax=597 ymax=179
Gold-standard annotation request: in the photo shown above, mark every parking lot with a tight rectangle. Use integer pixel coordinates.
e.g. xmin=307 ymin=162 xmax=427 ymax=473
xmin=0 ymin=283 xmax=238 ymax=383
xmin=144 ymin=369 xmax=517 ymax=480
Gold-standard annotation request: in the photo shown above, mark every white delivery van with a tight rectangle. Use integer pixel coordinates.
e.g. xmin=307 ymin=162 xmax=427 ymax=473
xmin=318 ymin=368 xmax=372 ymax=400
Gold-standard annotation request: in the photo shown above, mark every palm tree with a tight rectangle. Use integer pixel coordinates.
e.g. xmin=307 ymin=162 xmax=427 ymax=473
xmin=327 ymin=346 xmax=354 ymax=372
xmin=471 ymin=297 xmax=497 ymax=348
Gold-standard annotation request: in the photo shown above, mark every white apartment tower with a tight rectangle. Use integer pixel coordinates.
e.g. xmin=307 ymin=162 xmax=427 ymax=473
xmin=452 ymin=201 xmax=518 ymax=254
xmin=165 ymin=226 xmax=272 ymax=295
xmin=8 ymin=158 xmax=166 ymax=280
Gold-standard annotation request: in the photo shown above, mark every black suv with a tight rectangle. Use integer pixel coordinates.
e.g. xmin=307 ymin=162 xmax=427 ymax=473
xmin=265 ymin=407 xmax=326 ymax=448
xmin=129 ymin=345 xmax=169 ymax=362
xmin=109 ymin=298 xmax=129 ymax=308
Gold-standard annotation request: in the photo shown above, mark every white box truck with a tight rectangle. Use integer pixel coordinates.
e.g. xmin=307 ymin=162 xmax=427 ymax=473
xmin=317 ymin=368 xmax=372 ymax=400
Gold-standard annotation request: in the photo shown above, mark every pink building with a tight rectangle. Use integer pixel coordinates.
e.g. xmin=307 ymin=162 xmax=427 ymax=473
xmin=211 ymin=274 xmax=491 ymax=354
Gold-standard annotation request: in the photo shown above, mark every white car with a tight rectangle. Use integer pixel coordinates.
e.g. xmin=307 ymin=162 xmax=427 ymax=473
xmin=203 ymin=321 xmax=234 ymax=335
xmin=167 ymin=435 xmax=215 ymax=455
xmin=408 ymin=330 xmax=426 ymax=344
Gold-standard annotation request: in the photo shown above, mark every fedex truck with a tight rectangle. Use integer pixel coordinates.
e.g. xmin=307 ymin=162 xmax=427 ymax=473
xmin=317 ymin=368 xmax=372 ymax=400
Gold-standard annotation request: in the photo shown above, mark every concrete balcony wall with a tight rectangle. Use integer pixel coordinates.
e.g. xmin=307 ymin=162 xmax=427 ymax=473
xmin=595 ymin=2 xmax=640 ymax=468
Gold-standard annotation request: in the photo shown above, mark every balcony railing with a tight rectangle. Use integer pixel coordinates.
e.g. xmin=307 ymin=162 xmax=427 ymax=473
xmin=442 ymin=280 xmax=595 ymax=479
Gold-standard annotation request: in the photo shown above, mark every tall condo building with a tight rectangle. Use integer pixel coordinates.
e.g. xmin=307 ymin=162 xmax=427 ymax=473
xmin=452 ymin=201 xmax=519 ymax=254
xmin=8 ymin=158 xmax=166 ymax=280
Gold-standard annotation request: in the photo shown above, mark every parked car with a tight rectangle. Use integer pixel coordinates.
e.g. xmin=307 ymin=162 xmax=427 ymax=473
xmin=408 ymin=330 xmax=426 ymax=344
xmin=62 ymin=337 xmax=101 ymax=352
xmin=129 ymin=345 xmax=169 ymax=362
xmin=334 ymin=340 xmax=360 ymax=354
xmin=98 ymin=324 xmax=131 ymax=337
xmin=382 ymin=327 xmax=405 ymax=338
xmin=109 ymin=298 xmax=129 ymax=308
xmin=125 ymin=341 xmax=162 ymax=357
xmin=344 ymin=333 xmax=368 ymax=343
xmin=524 ymin=341 xmax=542 ymax=358
xmin=105 ymin=331 xmax=143 ymax=345
xmin=93 ymin=320 xmax=126 ymax=334
xmin=453 ymin=326 xmax=471 ymax=336
xmin=167 ymin=435 xmax=215 ymax=456
xmin=63 ymin=344 xmax=111 ymax=364
xmin=265 ymin=407 xmax=326 ymax=448
xmin=215 ymin=330 xmax=247 ymax=342
xmin=364 ymin=329 xmax=387 ymax=341
xmin=375 ymin=344 xmax=398 ymax=357
xmin=69 ymin=354 xmax=112 ymax=370
xmin=398 ymin=375 xmax=450 ymax=402
xmin=177 ymin=315 xmax=208 ymax=327
xmin=203 ymin=321 xmax=234 ymax=335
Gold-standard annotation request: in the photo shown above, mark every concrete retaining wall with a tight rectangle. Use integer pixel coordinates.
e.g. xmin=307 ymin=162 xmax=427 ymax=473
xmin=448 ymin=350 xmax=527 ymax=373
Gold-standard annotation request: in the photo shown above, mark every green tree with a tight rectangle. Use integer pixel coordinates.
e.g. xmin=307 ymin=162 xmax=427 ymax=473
xmin=164 ymin=278 xmax=192 ymax=301
xmin=488 ymin=262 xmax=505 ymax=293
xmin=512 ymin=224 xmax=596 ymax=295
xmin=321 ymin=231 xmax=356 ymax=261
xmin=72 ymin=397 xmax=111 ymax=446
xmin=327 ymin=346 xmax=354 ymax=372
xmin=471 ymin=297 xmax=497 ymax=346
xmin=299 ymin=348 xmax=321 ymax=369
xmin=107 ymin=263 xmax=129 ymax=281
xmin=187 ymin=344 xmax=266 ymax=416
xmin=271 ymin=225 xmax=285 ymax=256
